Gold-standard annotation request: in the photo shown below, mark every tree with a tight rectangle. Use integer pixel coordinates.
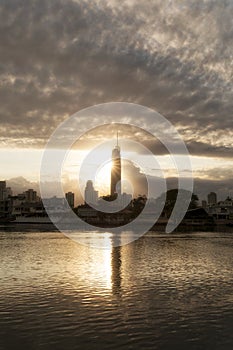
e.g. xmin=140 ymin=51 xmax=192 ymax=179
xmin=163 ymin=189 xmax=198 ymax=218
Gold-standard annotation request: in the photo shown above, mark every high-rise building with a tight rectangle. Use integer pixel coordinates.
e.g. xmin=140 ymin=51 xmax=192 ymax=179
xmin=0 ymin=181 xmax=12 ymax=201
xmin=24 ymin=189 xmax=38 ymax=202
xmin=111 ymin=133 xmax=121 ymax=196
xmin=0 ymin=181 xmax=13 ymax=217
xmin=85 ymin=180 xmax=98 ymax=205
xmin=0 ymin=181 xmax=6 ymax=201
xmin=208 ymin=192 xmax=217 ymax=205
xmin=65 ymin=192 xmax=75 ymax=208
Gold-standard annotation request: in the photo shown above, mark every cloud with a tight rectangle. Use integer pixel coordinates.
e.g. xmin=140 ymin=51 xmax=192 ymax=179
xmin=0 ymin=0 xmax=232 ymax=156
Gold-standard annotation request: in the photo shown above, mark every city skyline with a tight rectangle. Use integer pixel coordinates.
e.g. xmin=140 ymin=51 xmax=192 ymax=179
xmin=3 ymin=174 xmax=233 ymax=228
xmin=0 ymin=0 xmax=232 ymax=203
xmin=1 ymin=136 xmax=233 ymax=203
xmin=1 ymin=2 xmax=233 ymax=349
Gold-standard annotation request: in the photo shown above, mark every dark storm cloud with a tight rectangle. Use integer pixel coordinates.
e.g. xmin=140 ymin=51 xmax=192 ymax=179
xmin=0 ymin=0 xmax=232 ymax=157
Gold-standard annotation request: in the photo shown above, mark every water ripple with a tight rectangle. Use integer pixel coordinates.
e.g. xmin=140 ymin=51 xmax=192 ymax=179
xmin=0 ymin=231 xmax=233 ymax=349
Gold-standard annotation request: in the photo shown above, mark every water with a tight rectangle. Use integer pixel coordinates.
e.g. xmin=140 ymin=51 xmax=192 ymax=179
xmin=1 ymin=229 xmax=233 ymax=349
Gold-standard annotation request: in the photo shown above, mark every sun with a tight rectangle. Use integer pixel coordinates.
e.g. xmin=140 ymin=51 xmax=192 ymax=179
xmin=95 ymin=160 xmax=112 ymax=196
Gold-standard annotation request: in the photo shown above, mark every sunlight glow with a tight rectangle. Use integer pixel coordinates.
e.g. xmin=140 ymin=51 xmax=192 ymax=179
xmin=95 ymin=160 xmax=112 ymax=196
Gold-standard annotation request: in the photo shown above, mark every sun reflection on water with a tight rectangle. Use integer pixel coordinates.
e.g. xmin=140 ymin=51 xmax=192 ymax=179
xmin=67 ymin=232 xmax=122 ymax=294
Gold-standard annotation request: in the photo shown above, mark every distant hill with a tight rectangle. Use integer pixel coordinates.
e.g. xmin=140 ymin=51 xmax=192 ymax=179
xmin=7 ymin=177 xmax=39 ymax=195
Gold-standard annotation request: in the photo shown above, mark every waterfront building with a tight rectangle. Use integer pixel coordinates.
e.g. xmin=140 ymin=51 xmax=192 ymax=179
xmin=77 ymin=206 xmax=99 ymax=221
xmin=207 ymin=197 xmax=233 ymax=222
xmin=182 ymin=208 xmax=214 ymax=226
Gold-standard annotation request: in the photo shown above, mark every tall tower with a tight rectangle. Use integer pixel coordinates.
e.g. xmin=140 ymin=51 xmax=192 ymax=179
xmin=111 ymin=132 xmax=121 ymax=196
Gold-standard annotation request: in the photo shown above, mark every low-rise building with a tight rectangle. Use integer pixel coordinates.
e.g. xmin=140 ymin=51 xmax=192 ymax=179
xmin=206 ymin=197 xmax=233 ymax=223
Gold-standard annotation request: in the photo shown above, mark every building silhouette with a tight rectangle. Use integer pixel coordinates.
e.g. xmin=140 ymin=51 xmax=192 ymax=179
xmin=85 ymin=180 xmax=98 ymax=205
xmin=0 ymin=181 xmax=12 ymax=201
xmin=208 ymin=192 xmax=217 ymax=205
xmin=0 ymin=181 xmax=13 ymax=219
xmin=65 ymin=192 xmax=75 ymax=208
xmin=0 ymin=181 xmax=6 ymax=201
xmin=24 ymin=189 xmax=38 ymax=202
xmin=111 ymin=132 xmax=121 ymax=196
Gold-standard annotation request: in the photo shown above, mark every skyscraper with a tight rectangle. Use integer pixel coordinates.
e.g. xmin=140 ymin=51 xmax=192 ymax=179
xmin=0 ymin=181 xmax=12 ymax=201
xmin=0 ymin=181 xmax=6 ymax=201
xmin=85 ymin=180 xmax=98 ymax=205
xmin=111 ymin=132 xmax=121 ymax=197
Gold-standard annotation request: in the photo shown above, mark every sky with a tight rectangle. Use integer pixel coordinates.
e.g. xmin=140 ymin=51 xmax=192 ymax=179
xmin=0 ymin=0 xmax=233 ymax=202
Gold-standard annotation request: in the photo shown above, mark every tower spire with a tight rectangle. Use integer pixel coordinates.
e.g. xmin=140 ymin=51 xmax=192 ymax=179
xmin=111 ymin=130 xmax=121 ymax=196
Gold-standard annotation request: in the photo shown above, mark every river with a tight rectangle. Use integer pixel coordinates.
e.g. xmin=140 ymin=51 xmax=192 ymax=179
xmin=0 ymin=229 xmax=233 ymax=349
